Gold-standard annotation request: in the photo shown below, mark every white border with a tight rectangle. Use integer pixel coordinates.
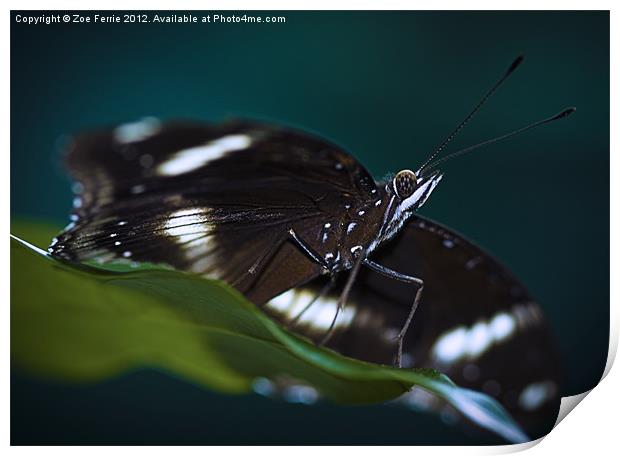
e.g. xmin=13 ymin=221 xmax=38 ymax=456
xmin=4 ymin=1 xmax=616 ymax=453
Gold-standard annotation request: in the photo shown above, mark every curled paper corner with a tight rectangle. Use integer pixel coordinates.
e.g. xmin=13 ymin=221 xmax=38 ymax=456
xmin=537 ymin=322 xmax=617 ymax=442
xmin=544 ymin=287 xmax=618 ymax=438
xmin=555 ymin=391 xmax=591 ymax=427
xmin=489 ymin=392 xmax=593 ymax=455
xmin=601 ymin=297 xmax=619 ymax=380
xmin=486 ymin=391 xmax=593 ymax=455
xmin=486 ymin=436 xmax=545 ymax=454
xmin=546 ymin=328 xmax=615 ymax=436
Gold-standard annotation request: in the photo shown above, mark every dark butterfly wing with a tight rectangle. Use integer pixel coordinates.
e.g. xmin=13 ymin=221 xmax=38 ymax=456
xmin=50 ymin=118 xmax=377 ymax=303
xmin=265 ymin=215 xmax=560 ymax=438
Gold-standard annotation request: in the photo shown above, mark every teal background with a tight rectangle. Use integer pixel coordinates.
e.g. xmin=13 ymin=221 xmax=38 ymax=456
xmin=11 ymin=11 xmax=609 ymax=444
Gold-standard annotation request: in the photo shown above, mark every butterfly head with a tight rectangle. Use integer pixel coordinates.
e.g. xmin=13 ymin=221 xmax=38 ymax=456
xmin=390 ymin=169 xmax=443 ymax=212
xmin=373 ymin=169 xmax=443 ymax=247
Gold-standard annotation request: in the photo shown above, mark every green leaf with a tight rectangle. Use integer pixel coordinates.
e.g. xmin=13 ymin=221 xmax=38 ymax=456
xmin=10 ymin=220 xmax=529 ymax=443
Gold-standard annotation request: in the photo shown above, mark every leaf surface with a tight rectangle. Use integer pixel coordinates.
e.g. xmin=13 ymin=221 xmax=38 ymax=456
xmin=10 ymin=220 xmax=529 ymax=443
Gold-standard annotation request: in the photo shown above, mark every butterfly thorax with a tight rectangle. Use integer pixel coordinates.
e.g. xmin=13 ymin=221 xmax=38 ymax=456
xmin=309 ymin=186 xmax=390 ymax=272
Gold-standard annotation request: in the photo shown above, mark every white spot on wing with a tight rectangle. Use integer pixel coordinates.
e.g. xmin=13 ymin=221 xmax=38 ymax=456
xmin=490 ymin=313 xmax=516 ymax=341
xmin=268 ymin=289 xmax=296 ymax=313
xmin=466 ymin=257 xmax=481 ymax=270
xmin=431 ymin=309 xmax=518 ymax=364
xmin=130 ymin=184 xmax=146 ymax=194
xmin=157 ymin=134 xmax=253 ymax=176
xmin=266 ymin=289 xmax=355 ymax=332
xmin=465 ymin=322 xmax=491 ymax=359
xmin=252 ymin=377 xmax=275 ymax=397
xmin=190 ymin=256 xmax=218 ymax=275
xmin=183 ymin=236 xmax=216 ymax=260
xmin=519 ymin=381 xmax=557 ymax=411
xmin=113 ymin=117 xmax=161 ymax=144
xmin=164 ymin=208 xmax=212 ymax=245
xmin=442 ymin=239 xmax=455 ymax=248
xmin=432 ymin=326 xmax=468 ymax=364
xmin=513 ymin=302 xmax=543 ymax=329
xmin=283 ymin=385 xmax=319 ymax=404
xmin=350 ymin=245 xmax=362 ymax=254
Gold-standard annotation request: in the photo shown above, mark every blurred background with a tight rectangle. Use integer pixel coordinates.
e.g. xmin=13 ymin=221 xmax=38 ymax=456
xmin=11 ymin=11 xmax=609 ymax=444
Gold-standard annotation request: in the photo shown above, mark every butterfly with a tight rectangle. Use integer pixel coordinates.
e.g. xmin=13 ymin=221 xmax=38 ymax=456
xmin=48 ymin=56 xmax=573 ymax=439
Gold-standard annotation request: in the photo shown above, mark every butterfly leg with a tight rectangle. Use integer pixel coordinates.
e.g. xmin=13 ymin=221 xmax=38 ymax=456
xmin=363 ymin=259 xmax=424 ymax=368
xmin=239 ymin=229 xmax=330 ymax=290
xmin=240 ymin=228 xmax=331 ymax=304
xmin=287 ymin=275 xmax=337 ymax=329
xmin=247 ymin=231 xmax=289 ymax=275
xmin=282 ymin=229 xmax=358 ymax=343
xmin=319 ymin=250 xmax=365 ymax=346
xmin=229 ymin=231 xmax=291 ymax=292
xmin=235 ymin=228 xmax=328 ymax=290
xmin=287 ymin=229 xmax=330 ymax=270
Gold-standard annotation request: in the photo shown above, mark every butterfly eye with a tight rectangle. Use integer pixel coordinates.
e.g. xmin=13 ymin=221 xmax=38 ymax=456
xmin=393 ymin=170 xmax=418 ymax=199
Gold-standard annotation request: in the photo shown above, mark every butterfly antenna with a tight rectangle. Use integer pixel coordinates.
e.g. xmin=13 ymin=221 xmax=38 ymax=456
xmin=421 ymin=107 xmax=576 ymax=173
xmin=416 ymin=55 xmax=525 ymax=176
